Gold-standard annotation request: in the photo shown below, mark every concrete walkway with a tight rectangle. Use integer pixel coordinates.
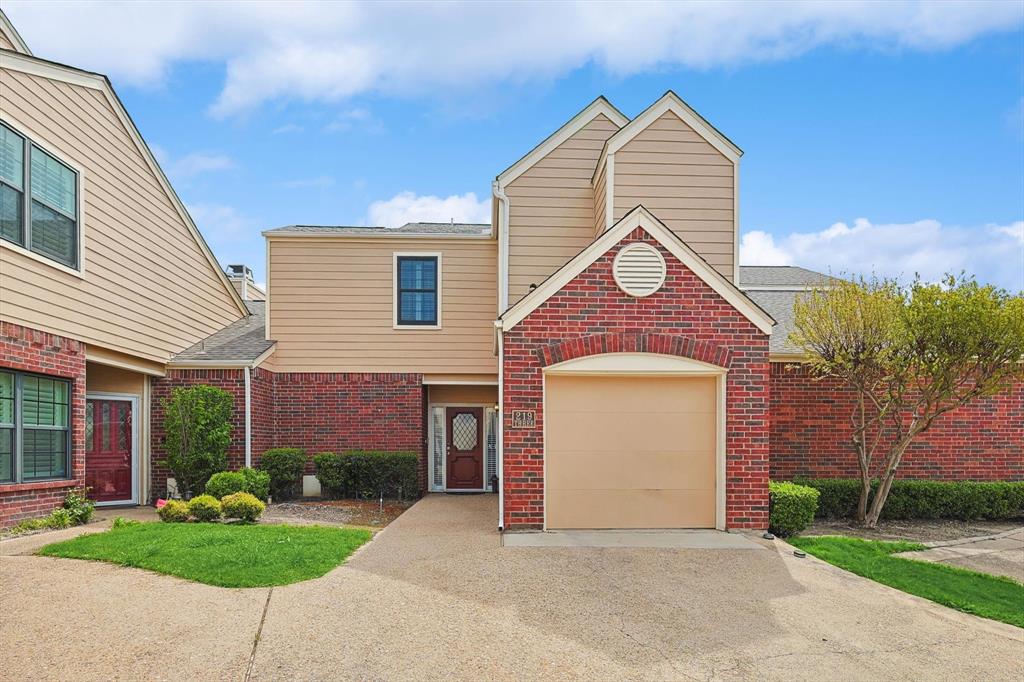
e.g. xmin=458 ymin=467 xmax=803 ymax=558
xmin=1 ymin=495 xmax=1022 ymax=681
xmin=895 ymin=527 xmax=1024 ymax=582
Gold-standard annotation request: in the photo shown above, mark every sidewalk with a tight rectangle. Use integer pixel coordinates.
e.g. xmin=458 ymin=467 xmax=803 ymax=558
xmin=896 ymin=527 xmax=1024 ymax=582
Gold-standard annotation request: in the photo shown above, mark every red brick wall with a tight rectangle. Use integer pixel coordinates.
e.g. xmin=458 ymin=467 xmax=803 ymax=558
xmin=502 ymin=227 xmax=771 ymax=530
xmin=150 ymin=369 xmax=425 ymax=496
xmin=0 ymin=322 xmax=87 ymax=527
xmin=770 ymin=362 xmax=1024 ymax=481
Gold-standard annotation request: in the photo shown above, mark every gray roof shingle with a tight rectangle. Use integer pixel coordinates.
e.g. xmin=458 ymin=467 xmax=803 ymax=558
xmin=738 ymin=265 xmax=837 ymax=288
xmin=265 ymin=222 xmax=492 ymax=236
xmin=738 ymin=266 xmax=836 ymax=354
xmin=170 ymin=301 xmax=274 ymax=364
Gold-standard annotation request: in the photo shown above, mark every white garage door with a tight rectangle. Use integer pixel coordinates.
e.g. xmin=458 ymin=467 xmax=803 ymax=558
xmin=545 ymin=374 xmax=717 ymax=529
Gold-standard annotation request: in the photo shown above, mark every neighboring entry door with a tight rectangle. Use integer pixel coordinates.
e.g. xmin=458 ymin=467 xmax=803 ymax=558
xmin=85 ymin=398 xmax=134 ymax=503
xmin=446 ymin=407 xmax=483 ymax=489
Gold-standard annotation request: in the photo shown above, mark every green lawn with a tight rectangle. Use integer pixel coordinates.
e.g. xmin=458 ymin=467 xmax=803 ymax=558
xmin=38 ymin=523 xmax=373 ymax=588
xmin=789 ymin=535 xmax=1024 ymax=628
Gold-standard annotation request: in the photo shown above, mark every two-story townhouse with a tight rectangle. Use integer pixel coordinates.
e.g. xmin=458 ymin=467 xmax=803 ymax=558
xmin=0 ymin=14 xmax=251 ymax=525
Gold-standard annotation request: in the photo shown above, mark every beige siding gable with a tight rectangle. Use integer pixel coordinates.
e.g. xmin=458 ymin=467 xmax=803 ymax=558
xmin=612 ymin=110 xmax=736 ymax=281
xmin=0 ymin=66 xmax=244 ymax=362
xmin=0 ymin=12 xmax=31 ymax=55
xmin=505 ymin=113 xmax=620 ymax=301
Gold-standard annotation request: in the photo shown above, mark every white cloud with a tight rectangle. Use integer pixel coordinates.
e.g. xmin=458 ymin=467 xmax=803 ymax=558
xmin=272 ymin=123 xmax=304 ymax=134
xmin=367 ymin=191 xmax=490 ymax=228
xmin=740 ymin=218 xmax=1024 ymax=290
xmin=323 ymin=108 xmax=381 ymax=133
xmin=187 ymin=202 xmax=252 ymax=238
xmin=152 ymin=145 xmax=235 ymax=179
xmin=5 ymin=1 xmax=1020 ymax=116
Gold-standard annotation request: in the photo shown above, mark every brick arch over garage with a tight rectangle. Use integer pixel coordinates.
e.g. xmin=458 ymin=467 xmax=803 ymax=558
xmin=535 ymin=332 xmax=732 ymax=370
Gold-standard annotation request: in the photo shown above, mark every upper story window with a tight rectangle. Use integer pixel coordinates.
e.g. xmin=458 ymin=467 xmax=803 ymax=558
xmin=395 ymin=254 xmax=441 ymax=327
xmin=0 ymin=370 xmax=72 ymax=483
xmin=0 ymin=121 xmax=80 ymax=270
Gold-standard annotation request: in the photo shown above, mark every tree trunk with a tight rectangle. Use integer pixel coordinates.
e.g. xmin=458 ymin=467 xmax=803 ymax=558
xmin=856 ymin=475 xmax=871 ymax=525
xmin=864 ymin=438 xmax=913 ymax=528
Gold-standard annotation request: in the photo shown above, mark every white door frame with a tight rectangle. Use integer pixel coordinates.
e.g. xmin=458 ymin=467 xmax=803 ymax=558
xmin=429 ymin=402 xmax=494 ymax=493
xmin=541 ymin=353 xmax=728 ymax=531
xmin=85 ymin=392 xmax=140 ymax=506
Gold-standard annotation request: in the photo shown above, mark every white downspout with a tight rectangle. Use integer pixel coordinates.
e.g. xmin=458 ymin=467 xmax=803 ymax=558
xmin=492 ymin=181 xmax=510 ymax=312
xmin=495 ymin=319 xmax=505 ymax=531
xmin=244 ymin=365 xmax=252 ymax=468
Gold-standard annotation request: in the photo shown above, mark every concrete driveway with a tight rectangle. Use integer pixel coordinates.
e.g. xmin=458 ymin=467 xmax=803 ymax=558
xmin=1 ymin=495 xmax=1021 ymax=681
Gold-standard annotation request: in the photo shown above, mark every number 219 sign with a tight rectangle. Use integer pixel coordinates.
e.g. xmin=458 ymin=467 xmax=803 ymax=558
xmin=511 ymin=410 xmax=536 ymax=429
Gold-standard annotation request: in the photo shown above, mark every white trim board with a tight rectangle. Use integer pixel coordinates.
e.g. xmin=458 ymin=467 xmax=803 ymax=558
xmin=496 ymin=96 xmax=629 ymax=187
xmin=0 ymin=50 xmax=249 ymax=318
xmin=0 ymin=10 xmax=32 ymax=55
xmin=500 ymin=205 xmax=774 ymax=335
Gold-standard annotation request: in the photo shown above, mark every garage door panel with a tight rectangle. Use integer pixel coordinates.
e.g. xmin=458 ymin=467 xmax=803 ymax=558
xmin=547 ymin=375 xmax=717 ymax=413
xmin=545 ymin=372 xmax=718 ymax=529
xmin=547 ymin=489 xmax=717 ymax=529
xmin=548 ymin=450 xmax=715 ymax=490
xmin=545 ymin=412 xmax=716 ymax=453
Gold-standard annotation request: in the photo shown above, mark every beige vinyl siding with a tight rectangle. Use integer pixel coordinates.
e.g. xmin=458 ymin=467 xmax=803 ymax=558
xmin=0 ymin=31 xmax=16 ymax=51
xmin=267 ymin=237 xmax=497 ymax=373
xmin=505 ymin=114 xmax=618 ymax=302
xmin=593 ymin=160 xmax=607 ymax=235
xmin=0 ymin=68 xmax=242 ymax=362
xmin=612 ymin=110 xmax=735 ymax=281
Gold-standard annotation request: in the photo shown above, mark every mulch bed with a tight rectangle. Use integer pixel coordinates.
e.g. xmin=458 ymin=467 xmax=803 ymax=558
xmin=806 ymin=518 xmax=1023 ymax=543
xmin=262 ymin=499 xmax=414 ymax=529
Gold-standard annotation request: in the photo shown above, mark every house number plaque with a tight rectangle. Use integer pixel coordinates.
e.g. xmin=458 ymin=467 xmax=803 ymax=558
xmin=511 ymin=410 xmax=536 ymax=428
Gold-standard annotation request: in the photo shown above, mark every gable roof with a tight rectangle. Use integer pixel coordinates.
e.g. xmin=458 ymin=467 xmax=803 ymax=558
xmin=0 ymin=49 xmax=249 ymax=317
xmin=500 ymin=205 xmax=774 ymax=334
xmin=0 ymin=10 xmax=32 ymax=55
xmin=496 ymin=96 xmax=629 ymax=187
xmin=739 ymin=266 xmax=838 ymax=289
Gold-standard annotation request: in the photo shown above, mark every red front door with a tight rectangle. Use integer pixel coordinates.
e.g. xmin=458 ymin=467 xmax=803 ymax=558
xmin=85 ymin=398 xmax=133 ymax=503
xmin=446 ymin=407 xmax=483 ymax=489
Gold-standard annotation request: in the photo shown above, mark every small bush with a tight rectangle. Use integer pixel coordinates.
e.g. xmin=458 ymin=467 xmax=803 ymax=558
xmin=221 ymin=492 xmax=265 ymax=523
xmin=204 ymin=471 xmax=246 ymax=500
xmin=111 ymin=516 xmax=140 ymax=530
xmin=792 ymin=478 xmax=1024 ymax=521
xmin=768 ymin=481 xmax=820 ymax=537
xmin=63 ymin=488 xmax=95 ymax=525
xmin=187 ymin=495 xmax=222 ymax=522
xmin=158 ymin=499 xmax=190 ymax=523
xmin=260 ymin=448 xmax=306 ymax=500
xmin=241 ymin=467 xmax=271 ymax=502
xmin=9 ymin=517 xmax=51 ymax=534
xmin=162 ymin=384 xmax=234 ymax=497
xmin=47 ymin=508 xmax=74 ymax=530
xmin=314 ymin=450 xmax=419 ymax=500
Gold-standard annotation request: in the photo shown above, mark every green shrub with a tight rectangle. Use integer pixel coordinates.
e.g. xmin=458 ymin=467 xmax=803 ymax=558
xmin=158 ymin=499 xmax=190 ymax=523
xmin=768 ymin=481 xmax=820 ymax=537
xmin=260 ymin=448 xmax=306 ymax=500
xmin=62 ymin=488 xmax=95 ymax=525
xmin=221 ymin=492 xmax=265 ymax=523
xmin=241 ymin=467 xmax=271 ymax=502
xmin=111 ymin=516 xmax=140 ymax=530
xmin=162 ymin=384 xmax=234 ymax=497
xmin=187 ymin=495 xmax=222 ymax=522
xmin=47 ymin=508 xmax=74 ymax=529
xmin=313 ymin=450 xmax=419 ymax=500
xmin=9 ymin=517 xmax=51 ymax=534
xmin=792 ymin=478 xmax=1024 ymax=521
xmin=204 ymin=471 xmax=246 ymax=500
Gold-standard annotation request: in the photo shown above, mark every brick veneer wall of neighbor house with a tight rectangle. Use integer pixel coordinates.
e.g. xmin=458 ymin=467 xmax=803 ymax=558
xmin=770 ymin=363 xmax=1024 ymax=481
xmin=0 ymin=321 xmax=87 ymax=527
xmin=502 ymin=227 xmax=771 ymax=531
xmin=151 ymin=370 xmax=426 ymax=498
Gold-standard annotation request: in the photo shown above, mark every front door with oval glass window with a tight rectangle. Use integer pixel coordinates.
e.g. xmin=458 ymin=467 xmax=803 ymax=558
xmin=446 ymin=407 xmax=483 ymax=489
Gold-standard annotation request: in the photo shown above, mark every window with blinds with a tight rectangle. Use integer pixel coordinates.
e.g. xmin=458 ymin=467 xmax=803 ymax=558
xmin=0 ymin=120 xmax=80 ymax=269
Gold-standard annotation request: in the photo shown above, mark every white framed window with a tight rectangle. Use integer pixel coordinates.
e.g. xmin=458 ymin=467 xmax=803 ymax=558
xmin=0 ymin=120 xmax=82 ymax=271
xmin=393 ymin=252 xmax=442 ymax=329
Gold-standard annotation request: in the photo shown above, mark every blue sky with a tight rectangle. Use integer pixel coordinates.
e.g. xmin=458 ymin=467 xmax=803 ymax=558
xmin=6 ymin=1 xmax=1023 ymax=289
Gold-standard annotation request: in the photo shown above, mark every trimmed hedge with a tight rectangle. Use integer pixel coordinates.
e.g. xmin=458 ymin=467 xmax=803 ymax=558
xmin=313 ymin=450 xmax=419 ymax=500
xmin=768 ymin=481 xmax=820 ymax=537
xmin=792 ymin=478 xmax=1024 ymax=521
xmin=221 ymin=492 xmax=266 ymax=523
xmin=158 ymin=499 xmax=190 ymax=523
xmin=260 ymin=448 xmax=306 ymax=500
xmin=187 ymin=495 xmax=222 ymax=522
xmin=205 ymin=468 xmax=271 ymax=502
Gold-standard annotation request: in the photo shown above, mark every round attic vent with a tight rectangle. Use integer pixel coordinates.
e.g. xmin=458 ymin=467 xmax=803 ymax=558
xmin=612 ymin=243 xmax=666 ymax=297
